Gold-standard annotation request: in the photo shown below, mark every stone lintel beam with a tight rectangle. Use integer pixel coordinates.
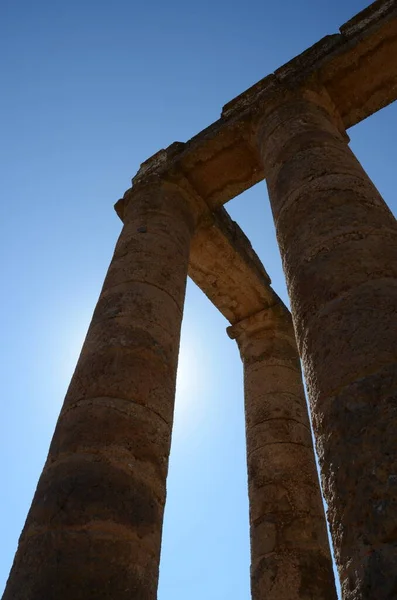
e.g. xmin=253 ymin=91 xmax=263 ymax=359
xmin=127 ymin=0 xmax=397 ymax=211
xmin=188 ymin=207 xmax=279 ymax=325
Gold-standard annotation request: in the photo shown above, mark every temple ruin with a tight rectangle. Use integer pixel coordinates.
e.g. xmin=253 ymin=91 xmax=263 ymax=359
xmin=3 ymin=0 xmax=397 ymax=598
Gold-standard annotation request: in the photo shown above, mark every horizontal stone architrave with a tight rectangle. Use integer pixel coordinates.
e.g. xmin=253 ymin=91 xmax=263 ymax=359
xmin=128 ymin=0 xmax=397 ymax=211
xmin=116 ymin=0 xmax=397 ymax=329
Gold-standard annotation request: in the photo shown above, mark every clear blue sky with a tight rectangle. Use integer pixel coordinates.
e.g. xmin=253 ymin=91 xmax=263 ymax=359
xmin=1 ymin=1 xmax=396 ymax=598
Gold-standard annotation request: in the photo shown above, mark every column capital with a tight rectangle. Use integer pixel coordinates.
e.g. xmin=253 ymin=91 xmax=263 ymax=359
xmin=227 ymin=302 xmax=299 ymax=364
xmin=115 ymin=144 xmax=209 ymax=226
xmin=252 ymin=81 xmax=350 ymax=181
xmin=227 ymin=301 xmax=293 ymax=341
xmin=222 ymin=70 xmax=348 ymax=150
xmin=257 ymin=80 xmax=346 ymax=132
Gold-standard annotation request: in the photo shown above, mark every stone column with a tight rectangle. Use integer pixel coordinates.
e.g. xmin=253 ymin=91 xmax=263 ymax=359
xmin=3 ymin=179 xmax=196 ymax=600
xmin=228 ymin=303 xmax=337 ymax=600
xmin=255 ymin=85 xmax=397 ymax=599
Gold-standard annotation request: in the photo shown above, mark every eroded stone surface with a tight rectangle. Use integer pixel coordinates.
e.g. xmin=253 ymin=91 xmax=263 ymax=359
xmin=256 ymin=85 xmax=397 ymax=599
xmin=2 ymin=180 xmax=195 ymax=600
xmin=189 ymin=207 xmax=274 ymax=324
xmin=4 ymin=2 xmax=397 ymax=599
xmin=228 ymin=304 xmax=337 ymax=600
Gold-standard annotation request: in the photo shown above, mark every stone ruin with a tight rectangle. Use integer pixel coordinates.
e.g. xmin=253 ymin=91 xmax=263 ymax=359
xmin=3 ymin=1 xmax=397 ymax=598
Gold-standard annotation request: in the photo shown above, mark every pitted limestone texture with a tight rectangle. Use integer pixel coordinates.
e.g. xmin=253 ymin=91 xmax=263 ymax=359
xmin=256 ymin=86 xmax=397 ymax=600
xmin=229 ymin=305 xmax=337 ymax=600
xmin=3 ymin=182 xmax=195 ymax=600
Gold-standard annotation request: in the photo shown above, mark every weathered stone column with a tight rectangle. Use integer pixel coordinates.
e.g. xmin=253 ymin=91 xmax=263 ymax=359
xmin=255 ymin=85 xmax=397 ymax=599
xmin=3 ymin=179 xmax=196 ymax=600
xmin=228 ymin=303 xmax=337 ymax=600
